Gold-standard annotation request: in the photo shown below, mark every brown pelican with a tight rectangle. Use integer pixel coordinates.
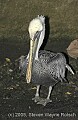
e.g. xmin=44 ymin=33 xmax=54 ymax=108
xmin=19 ymin=15 xmax=74 ymax=106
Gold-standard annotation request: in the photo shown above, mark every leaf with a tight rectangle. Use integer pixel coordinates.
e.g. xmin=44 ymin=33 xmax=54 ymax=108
xmin=5 ymin=58 xmax=11 ymax=62
xmin=65 ymin=92 xmax=72 ymax=95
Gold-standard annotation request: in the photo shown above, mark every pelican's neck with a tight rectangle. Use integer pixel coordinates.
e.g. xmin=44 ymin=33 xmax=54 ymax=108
xmin=27 ymin=25 xmax=45 ymax=61
xmin=35 ymin=25 xmax=45 ymax=60
xmin=27 ymin=53 xmax=29 ymax=59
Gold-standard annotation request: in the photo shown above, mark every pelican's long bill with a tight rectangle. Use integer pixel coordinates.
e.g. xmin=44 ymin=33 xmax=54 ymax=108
xmin=26 ymin=39 xmax=33 ymax=83
xmin=26 ymin=35 xmax=39 ymax=83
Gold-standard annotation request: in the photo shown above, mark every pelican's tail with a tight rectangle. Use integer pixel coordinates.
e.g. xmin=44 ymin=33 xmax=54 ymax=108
xmin=66 ymin=64 xmax=74 ymax=75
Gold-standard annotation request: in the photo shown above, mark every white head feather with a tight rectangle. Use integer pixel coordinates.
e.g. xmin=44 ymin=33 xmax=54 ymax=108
xmin=28 ymin=15 xmax=45 ymax=40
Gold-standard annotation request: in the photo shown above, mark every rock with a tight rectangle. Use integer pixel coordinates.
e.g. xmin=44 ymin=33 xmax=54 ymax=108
xmin=67 ymin=39 xmax=78 ymax=59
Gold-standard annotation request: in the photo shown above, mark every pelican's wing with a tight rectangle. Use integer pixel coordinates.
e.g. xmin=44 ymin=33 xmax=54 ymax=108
xmin=38 ymin=50 xmax=56 ymax=64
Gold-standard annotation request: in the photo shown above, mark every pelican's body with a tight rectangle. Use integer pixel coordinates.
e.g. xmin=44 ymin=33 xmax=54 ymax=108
xmin=20 ymin=50 xmax=68 ymax=85
xmin=19 ymin=15 xmax=74 ymax=106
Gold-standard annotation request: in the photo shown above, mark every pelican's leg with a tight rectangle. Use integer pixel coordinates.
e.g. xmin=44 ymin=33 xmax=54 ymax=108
xmin=32 ymin=85 xmax=43 ymax=102
xmin=37 ymin=86 xmax=52 ymax=106
xmin=47 ymin=86 xmax=52 ymax=100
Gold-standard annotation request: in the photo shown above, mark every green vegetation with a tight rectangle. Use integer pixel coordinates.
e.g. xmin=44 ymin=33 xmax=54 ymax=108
xmin=0 ymin=0 xmax=78 ymax=42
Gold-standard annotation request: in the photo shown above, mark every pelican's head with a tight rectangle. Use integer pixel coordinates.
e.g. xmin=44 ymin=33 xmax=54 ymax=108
xmin=28 ymin=15 xmax=45 ymax=40
xmin=26 ymin=15 xmax=45 ymax=83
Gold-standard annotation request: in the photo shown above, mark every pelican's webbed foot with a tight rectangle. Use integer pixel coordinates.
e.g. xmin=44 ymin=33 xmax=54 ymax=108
xmin=37 ymin=98 xmax=52 ymax=106
xmin=32 ymin=96 xmax=43 ymax=103
xmin=32 ymin=85 xmax=42 ymax=102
